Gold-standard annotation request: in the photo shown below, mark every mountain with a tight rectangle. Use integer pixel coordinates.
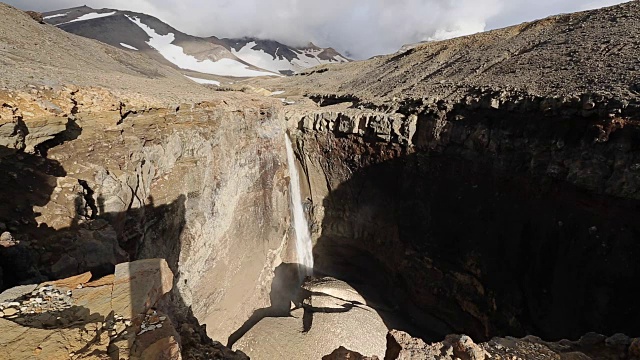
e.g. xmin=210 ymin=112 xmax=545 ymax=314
xmin=41 ymin=6 xmax=274 ymax=81
xmin=42 ymin=6 xmax=350 ymax=78
xmin=218 ymin=38 xmax=350 ymax=75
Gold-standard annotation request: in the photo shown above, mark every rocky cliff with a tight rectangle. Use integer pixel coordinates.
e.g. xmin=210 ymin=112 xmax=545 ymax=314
xmin=2 ymin=1 xmax=640 ymax=359
xmin=259 ymin=0 xmax=640 ymax=353
xmin=1 ymin=4 xmax=302 ymax=358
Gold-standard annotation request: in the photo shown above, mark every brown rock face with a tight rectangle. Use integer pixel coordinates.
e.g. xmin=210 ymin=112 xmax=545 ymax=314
xmin=0 ymin=259 xmax=176 ymax=360
xmin=0 ymin=82 xmax=292 ymax=349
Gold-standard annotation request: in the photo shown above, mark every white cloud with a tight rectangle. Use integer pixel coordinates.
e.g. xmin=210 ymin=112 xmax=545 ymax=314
xmin=5 ymin=0 xmax=629 ymax=59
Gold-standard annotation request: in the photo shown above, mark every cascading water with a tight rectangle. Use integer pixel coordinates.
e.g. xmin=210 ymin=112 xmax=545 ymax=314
xmin=284 ymin=133 xmax=314 ymax=278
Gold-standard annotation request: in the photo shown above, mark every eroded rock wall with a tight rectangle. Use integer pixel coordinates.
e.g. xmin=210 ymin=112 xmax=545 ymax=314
xmin=0 ymin=87 xmax=293 ymax=345
xmin=287 ymin=91 xmax=640 ymax=341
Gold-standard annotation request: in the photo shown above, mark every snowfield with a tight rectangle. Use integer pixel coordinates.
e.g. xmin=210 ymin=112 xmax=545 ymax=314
xmin=58 ymin=11 xmax=117 ymax=25
xmin=232 ymin=42 xmax=299 ymax=73
xmin=127 ymin=16 xmax=276 ymax=77
xmin=43 ymin=12 xmax=68 ymax=20
xmin=185 ymin=76 xmax=221 ymax=86
xmin=232 ymin=41 xmax=349 ymax=74
xmin=119 ymin=43 xmax=138 ymax=50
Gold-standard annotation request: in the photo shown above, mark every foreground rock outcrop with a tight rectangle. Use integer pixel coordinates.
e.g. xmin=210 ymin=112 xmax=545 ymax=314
xmin=0 ymin=259 xmax=182 ymax=359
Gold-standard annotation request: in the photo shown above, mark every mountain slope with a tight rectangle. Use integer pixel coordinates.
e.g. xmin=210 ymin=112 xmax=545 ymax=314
xmin=0 ymin=3 xmax=216 ymax=104
xmin=219 ymin=38 xmax=350 ymax=75
xmin=258 ymin=1 xmax=640 ymax=105
xmin=42 ymin=6 xmax=349 ymax=77
xmin=42 ymin=6 xmax=277 ymax=79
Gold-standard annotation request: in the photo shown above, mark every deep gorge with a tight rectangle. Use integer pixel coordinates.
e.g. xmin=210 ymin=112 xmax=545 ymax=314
xmin=289 ymin=93 xmax=640 ymax=343
xmin=1 ymin=85 xmax=639 ymax=358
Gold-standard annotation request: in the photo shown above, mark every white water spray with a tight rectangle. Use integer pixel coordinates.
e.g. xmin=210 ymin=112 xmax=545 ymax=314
xmin=284 ymin=133 xmax=314 ymax=276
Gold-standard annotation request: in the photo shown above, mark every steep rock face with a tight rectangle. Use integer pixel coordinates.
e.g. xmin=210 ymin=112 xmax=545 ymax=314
xmin=286 ymin=89 xmax=640 ymax=341
xmin=0 ymin=86 xmax=293 ymax=348
xmin=268 ymin=2 xmax=640 ymax=344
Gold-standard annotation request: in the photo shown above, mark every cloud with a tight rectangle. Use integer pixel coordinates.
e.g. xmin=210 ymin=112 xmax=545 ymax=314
xmin=4 ymin=0 xmax=629 ymax=59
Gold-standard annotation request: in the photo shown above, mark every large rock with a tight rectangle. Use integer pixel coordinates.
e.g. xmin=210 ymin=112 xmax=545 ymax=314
xmin=323 ymin=346 xmax=380 ymax=360
xmin=234 ymin=277 xmax=388 ymax=359
xmin=73 ymin=258 xmax=173 ymax=319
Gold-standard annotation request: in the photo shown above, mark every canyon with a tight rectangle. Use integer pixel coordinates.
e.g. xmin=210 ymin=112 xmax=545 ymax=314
xmin=1 ymin=1 xmax=640 ymax=359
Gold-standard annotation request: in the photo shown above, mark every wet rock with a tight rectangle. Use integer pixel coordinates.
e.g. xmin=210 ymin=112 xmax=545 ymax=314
xmin=303 ymin=293 xmax=356 ymax=312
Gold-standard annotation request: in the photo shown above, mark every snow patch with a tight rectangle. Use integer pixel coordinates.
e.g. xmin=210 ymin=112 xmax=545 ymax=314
xmin=58 ymin=11 xmax=117 ymax=25
xmin=126 ymin=16 xmax=276 ymax=78
xmin=232 ymin=42 xmax=348 ymax=74
xmin=185 ymin=76 xmax=221 ymax=86
xmin=232 ymin=42 xmax=298 ymax=73
xmin=43 ymin=12 xmax=68 ymax=20
xmin=120 ymin=43 xmax=138 ymax=51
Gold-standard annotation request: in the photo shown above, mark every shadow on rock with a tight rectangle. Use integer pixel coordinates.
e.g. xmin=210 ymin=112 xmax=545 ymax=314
xmin=0 ymin=144 xmax=239 ymax=358
xmin=227 ymin=262 xmax=308 ymax=347
xmin=313 ymin=151 xmax=640 ymax=342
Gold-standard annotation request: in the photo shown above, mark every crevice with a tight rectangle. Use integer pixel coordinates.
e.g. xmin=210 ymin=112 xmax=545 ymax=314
xmin=77 ymin=179 xmax=98 ymax=220
xmin=69 ymin=91 xmax=79 ymax=115
xmin=117 ymin=102 xmax=136 ymax=125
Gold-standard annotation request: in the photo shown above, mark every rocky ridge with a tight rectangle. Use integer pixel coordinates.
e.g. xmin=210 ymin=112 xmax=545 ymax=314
xmin=258 ymin=1 xmax=640 ymax=105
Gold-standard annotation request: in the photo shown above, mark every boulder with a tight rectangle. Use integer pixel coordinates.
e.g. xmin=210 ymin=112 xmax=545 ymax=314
xmin=25 ymin=11 xmax=43 ymax=24
xmin=235 ymin=277 xmax=387 ymax=359
xmin=73 ymin=258 xmax=173 ymax=318
xmin=323 ymin=346 xmax=380 ymax=360
xmin=302 ymin=277 xmax=367 ymax=305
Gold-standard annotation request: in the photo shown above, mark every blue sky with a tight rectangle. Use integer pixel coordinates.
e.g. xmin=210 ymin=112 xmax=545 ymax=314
xmin=5 ymin=0 xmax=629 ymax=59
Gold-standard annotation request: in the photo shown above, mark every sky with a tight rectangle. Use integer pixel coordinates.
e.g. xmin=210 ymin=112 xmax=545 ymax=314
xmin=4 ymin=0 xmax=629 ymax=59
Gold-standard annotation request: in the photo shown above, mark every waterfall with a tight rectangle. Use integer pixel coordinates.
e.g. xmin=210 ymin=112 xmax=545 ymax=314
xmin=284 ymin=133 xmax=314 ymax=277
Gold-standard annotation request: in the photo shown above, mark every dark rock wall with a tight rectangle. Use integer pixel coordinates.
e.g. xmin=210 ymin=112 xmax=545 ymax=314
xmin=292 ymin=93 xmax=640 ymax=341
